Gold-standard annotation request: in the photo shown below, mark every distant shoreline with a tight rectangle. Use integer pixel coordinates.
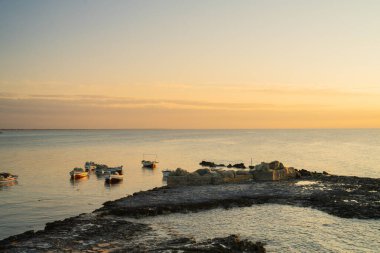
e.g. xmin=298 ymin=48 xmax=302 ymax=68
xmin=1 ymin=128 xmax=379 ymax=131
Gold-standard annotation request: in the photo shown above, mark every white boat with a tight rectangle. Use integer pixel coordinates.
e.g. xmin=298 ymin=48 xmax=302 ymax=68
xmin=69 ymin=167 xmax=88 ymax=179
xmin=0 ymin=172 xmax=18 ymax=184
xmin=85 ymin=161 xmax=96 ymax=172
xmin=108 ymin=165 xmax=123 ymax=174
xmin=141 ymin=154 xmax=159 ymax=168
xmin=105 ymin=171 xmax=123 ymax=184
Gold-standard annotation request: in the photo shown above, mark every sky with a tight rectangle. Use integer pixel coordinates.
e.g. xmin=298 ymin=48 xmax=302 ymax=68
xmin=1 ymin=0 xmax=380 ymax=129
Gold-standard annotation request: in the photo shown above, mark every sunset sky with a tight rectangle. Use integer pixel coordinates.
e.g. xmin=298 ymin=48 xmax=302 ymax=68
xmin=1 ymin=1 xmax=380 ymax=129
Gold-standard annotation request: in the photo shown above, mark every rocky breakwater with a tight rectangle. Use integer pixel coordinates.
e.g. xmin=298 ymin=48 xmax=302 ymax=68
xmin=102 ymin=161 xmax=380 ymax=220
xmin=166 ymin=168 xmax=253 ymax=187
xmin=167 ymin=161 xmax=298 ymax=187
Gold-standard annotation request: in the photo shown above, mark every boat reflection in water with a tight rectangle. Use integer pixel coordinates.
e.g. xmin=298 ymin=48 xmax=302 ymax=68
xmin=0 ymin=180 xmax=18 ymax=189
xmin=0 ymin=172 xmax=18 ymax=188
xmin=69 ymin=176 xmax=89 ymax=186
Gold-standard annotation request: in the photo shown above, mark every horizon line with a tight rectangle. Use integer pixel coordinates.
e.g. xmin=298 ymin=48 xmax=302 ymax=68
xmin=1 ymin=128 xmax=380 ymax=131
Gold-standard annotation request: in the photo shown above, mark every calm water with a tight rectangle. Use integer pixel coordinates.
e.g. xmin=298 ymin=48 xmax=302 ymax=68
xmin=140 ymin=204 xmax=380 ymax=253
xmin=0 ymin=129 xmax=379 ymax=247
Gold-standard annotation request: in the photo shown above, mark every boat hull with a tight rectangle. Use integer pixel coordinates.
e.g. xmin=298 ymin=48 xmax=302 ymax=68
xmin=70 ymin=172 xmax=88 ymax=179
xmin=0 ymin=173 xmax=18 ymax=184
xmin=142 ymin=161 xmax=157 ymax=169
xmin=105 ymin=175 xmax=123 ymax=184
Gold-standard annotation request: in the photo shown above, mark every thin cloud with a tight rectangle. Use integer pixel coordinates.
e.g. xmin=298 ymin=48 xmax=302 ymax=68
xmin=0 ymin=93 xmax=330 ymax=111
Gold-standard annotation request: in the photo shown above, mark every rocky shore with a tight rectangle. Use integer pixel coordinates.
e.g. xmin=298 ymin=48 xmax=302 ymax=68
xmin=1 ymin=164 xmax=379 ymax=252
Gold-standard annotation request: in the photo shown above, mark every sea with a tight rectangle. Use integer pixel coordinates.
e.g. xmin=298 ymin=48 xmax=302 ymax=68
xmin=0 ymin=129 xmax=379 ymax=252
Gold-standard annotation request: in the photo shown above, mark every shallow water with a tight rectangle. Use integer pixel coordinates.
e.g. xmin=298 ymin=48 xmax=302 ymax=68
xmin=0 ymin=129 xmax=380 ymax=241
xmin=140 ymin=205 xmax=380 ymax=253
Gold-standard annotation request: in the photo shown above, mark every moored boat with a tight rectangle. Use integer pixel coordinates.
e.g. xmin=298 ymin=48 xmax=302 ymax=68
xmin=84 ymin=161 xmax=96 ymax=172
xmin=69 ymin=167 xmax=88 ymax=179
xmin=95 ymin=164 xmax=108 ymax=174
xmin=141 ymin=154 xmax=159 ymax=168
xmin=108 ymin=165 xmax=123 ymax=175
xmin=0 ymin=172 xmax=18 ymax=184
xmin=105 ymin=171 xmax=123 ymax=184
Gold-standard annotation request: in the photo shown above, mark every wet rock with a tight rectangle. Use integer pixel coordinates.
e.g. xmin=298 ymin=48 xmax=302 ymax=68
xmin=172 ymin=234 xmax=266 ymax=253
xmin=226 ymin=163 xmax=247 ymax=169
xmin=297 ymin=169 xmax=312 ymax=177
xmin=200 ymin=161 xmax=226 ymax=167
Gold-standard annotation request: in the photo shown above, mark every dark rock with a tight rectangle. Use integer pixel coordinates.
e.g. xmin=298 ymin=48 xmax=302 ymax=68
xmin=170 ymin=168 xmax=190 ymax=176
xmin=195 ymin=168 xmax=212 ymax=176
xmin=200 ymin=161 xmax=217 ymax=167
xmin=0 ymin=230 xmax=35 ymax=249
xmin=232 ymin=163 xmax=246 ymax=169
xmin=297 ymin=169 xmax=312 ymax=177
xmin=199 ymin=161 xmax=226 ymax=167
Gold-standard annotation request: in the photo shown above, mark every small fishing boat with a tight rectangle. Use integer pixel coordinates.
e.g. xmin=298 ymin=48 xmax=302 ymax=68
xmin=84 ymin=161 xmax=96 ymax=172
xmin=0 ymin=172 xmax=18 ymax=184
xmin=108 ymin=165 xmax=123 ymax=175
xmin=95 ymin=164 xmax=108 ymax=174
xmin=69 ymin=167 xmax=88 ymax=179
xmin=162 ymin=169 xmax=172 ymax=177
xmin=141 ymin=154 xmax=159 ymax=168
xmin=105 ymin=171 xmax=123 ymax=184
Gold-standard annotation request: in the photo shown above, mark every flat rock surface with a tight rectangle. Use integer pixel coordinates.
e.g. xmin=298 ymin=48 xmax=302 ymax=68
xmin=1 ymin=173 xmax=379 ymax=252
xmin=0 ymin=213 xmax=265 ymax=252
xmin=99 ymin=174 xmax=380 ymax=219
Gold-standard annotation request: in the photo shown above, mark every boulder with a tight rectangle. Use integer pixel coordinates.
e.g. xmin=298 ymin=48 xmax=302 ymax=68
xmin=269 ymin=161 xmax=285 ymax=170
xmin=217 ymin=170 xmax=235 ymax=179
xmin=194 ymin=168 xmax=211 ymax=176
xmin=199 ymin=161 xmax=217 ymax=167
xmin=199 ymin=161 xmax=226 ymax=167
xmin=232 ymin=163 xmax=246 ymax=169
xmin=252 ymin=161 xmax=297 ymax=181
xmin=254 ymin=162 xmax=270 ymax=171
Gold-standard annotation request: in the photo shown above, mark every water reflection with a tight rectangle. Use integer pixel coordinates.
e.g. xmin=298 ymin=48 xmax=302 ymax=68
xmin=95 ymin=172 xmax=105 ymax=180
xmin=141 ymin=167 xmax=158 ymax=176
xmin=69 ymin=177 xmax=89 ymax=186
xmin=140 ymin=204 xmax=380 ymax=252
xmin=0 ymin=180 xmax=18 ymax=189
xmin=104 ymin=181 xmax=123 ymax=190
